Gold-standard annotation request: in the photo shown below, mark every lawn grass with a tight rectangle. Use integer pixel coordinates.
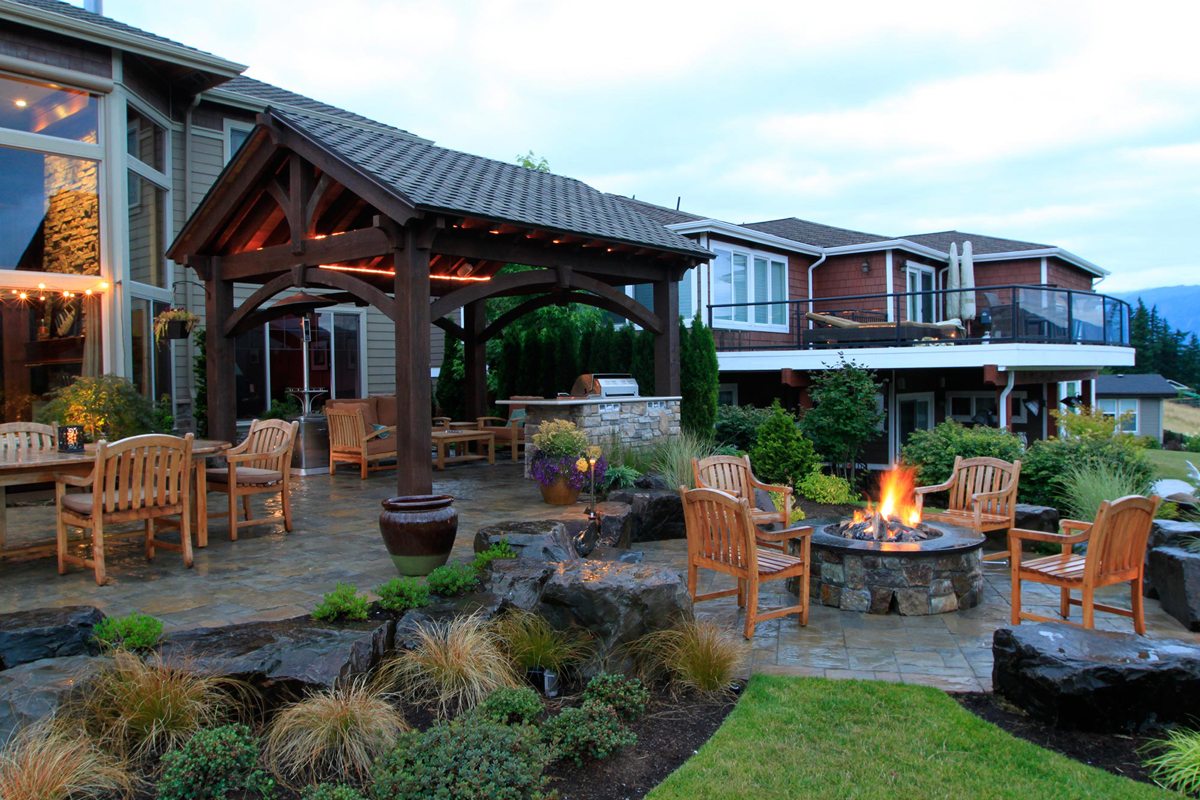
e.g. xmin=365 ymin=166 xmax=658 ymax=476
xmin=648 ymin=676 xmax=1172 ymax=800
xmin=1145 ymin=448 xmax=1197 ymax=482
xmin=1164 ymin=401 xmax=1200 ymax=436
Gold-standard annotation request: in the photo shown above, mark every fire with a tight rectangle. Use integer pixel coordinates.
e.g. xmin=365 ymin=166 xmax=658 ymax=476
xmin=852 ymin=466 xmax=922 ymax=528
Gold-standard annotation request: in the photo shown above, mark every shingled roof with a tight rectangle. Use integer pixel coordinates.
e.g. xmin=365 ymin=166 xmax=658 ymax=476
xmin=900 ymin=230 xmax=1052 ymax=255
xmin=1096 ymin=373 xmax=1179 ymax=398
xmin=608 ymin=195 xmax=706 ymax=226
xmin=742 ymin=217 xmax=889 ymax=248
xmin=271 ymin=109 xmax=710 ymax=259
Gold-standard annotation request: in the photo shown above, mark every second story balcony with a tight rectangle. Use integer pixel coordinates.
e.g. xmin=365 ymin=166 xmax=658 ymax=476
xmin=708 ymin=285 xmax=1131 ymax=352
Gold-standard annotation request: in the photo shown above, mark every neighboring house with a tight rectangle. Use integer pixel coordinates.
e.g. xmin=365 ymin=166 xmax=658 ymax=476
xmin=615 ymin=199 xmax=1135 ymax=466
xmin=1095 ymin=373 xmax=1178 ymax=443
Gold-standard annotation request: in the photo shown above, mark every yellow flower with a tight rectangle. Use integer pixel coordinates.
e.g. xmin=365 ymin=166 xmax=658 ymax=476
xmin=576 ymin=457 xmax=589 ymax=472
xmin=586 ymin=445 xmax=603 ymax=460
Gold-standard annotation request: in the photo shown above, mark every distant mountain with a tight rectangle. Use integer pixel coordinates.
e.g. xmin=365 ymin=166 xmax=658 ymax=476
xmin=1111 ymin=285 xmax=1200 ymax=338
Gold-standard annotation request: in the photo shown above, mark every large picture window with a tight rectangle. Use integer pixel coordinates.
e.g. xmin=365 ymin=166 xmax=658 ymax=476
xmin=711 ymin=246 xmax=786 ymax=329
xmin=0 ymin=74 xmax=98 ymax=141
xmin=0 ymin=145 xmax=101 ymax=275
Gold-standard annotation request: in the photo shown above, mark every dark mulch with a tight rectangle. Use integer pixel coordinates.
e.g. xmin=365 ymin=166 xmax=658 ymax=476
xmin=547 ymin=691 xmax=738 ymax=800
xmin=956 ymin=692 xmax=1161 ymax=785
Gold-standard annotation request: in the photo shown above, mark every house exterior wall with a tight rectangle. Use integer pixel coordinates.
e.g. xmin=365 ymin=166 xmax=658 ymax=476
xmin=706 ymin=235 xmax=812 ymax=351
xmin=0 ymin=21 xmax=110 ymax=77
xmin=1047 ymin=257 xmax=1094 ymax=291
xmin=811 ymin=252 xmax=891 ymax=317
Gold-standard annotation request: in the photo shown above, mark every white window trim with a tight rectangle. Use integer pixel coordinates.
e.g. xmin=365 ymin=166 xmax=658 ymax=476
xmin=905 ymin=261 xmax=937 ymax=323
xmin=224 ymin=119 xmax=254 ymax=163
xmin=1098 ymin=397 xmax=1139 ymax=435
xmin=124 ymin=95 xmax=172 ymax=300
xmin=709 ymin=244 xmax=789 ymax=333
xmin=946 ymin=390 xmax=1027 ymax=425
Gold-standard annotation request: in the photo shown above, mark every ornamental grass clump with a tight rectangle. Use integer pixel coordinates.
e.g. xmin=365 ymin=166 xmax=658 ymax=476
xmin=66 ymin=650 xmax=242 ymax=761
xmin=0 ymin=721 xmax=133 ymax=800
xmin=383 ymin=613 xmax=518 ymax=717
xmin=1056 ymin=460 xmax=1150 ymax=522
xmin=632 ymin=620 xmax=748 ymax=698
xmin=265 ymin=677 xmax=407 ymax=789
xmin=1145 ymin=727 xmax=1200 ymax=795
xmin=493 ymin=610 xmax=593 ymax=674
xmin=649 ymin=431 xmax=723 ymax=489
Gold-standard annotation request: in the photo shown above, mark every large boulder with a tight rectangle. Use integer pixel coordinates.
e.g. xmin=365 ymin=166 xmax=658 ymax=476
xmin=0 ymin=655 xmax=108 ymax=741
xmin=1014 ymin=504 xmax=1060 ymax=533
xmin=0 ymin=606 xmax=104 ymax=670
xmin=1144 ymin=520 xmax=1200 ymax=598
xmin=393 ymin=591 xmax=505 ymax=651
xmin=486 ymin=559 xmax=692 ymax=674
xmin=993 ymin=623 xmax=1200 ymax=732
xmin=160 ymin=617 xmax=393 ymax=702
xmin=473 ymin=521 xmax=576 ymax=561
xmin=607 ymin=489 xmax=685 ymax=542
xmin=1148 ymin=546 xmax=1200 ymax=630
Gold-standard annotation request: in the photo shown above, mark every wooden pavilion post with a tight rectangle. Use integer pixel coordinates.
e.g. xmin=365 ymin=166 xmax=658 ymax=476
xmin=205 ymin=261 xmax=237 ymax=442
xmin=463 ymin=300 xmax=486 ymax=420
xmin=652 ymin=277 xmax=680 ymax=396
xmin=393 ymin=224 xmax=433 ymax=496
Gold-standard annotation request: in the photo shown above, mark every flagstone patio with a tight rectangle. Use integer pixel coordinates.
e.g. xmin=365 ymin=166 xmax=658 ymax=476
xmin=1 ymin=462 xmax=1195 ymax=693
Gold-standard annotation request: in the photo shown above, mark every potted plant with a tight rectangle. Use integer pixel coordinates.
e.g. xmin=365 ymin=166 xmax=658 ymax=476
xmin=153 ymin=307 xmax=200 ymax=343
xmin=529 ymin=419 xmax=606 ymax=504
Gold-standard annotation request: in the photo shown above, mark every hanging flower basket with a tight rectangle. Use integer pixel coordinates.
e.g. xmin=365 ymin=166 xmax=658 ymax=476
xmin=153 ymin=308 xmax=200 ymax=343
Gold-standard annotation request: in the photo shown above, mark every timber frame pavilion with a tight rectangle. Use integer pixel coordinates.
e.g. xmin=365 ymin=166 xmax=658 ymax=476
xmin=167 ymin=107 xmax=710 ymax=495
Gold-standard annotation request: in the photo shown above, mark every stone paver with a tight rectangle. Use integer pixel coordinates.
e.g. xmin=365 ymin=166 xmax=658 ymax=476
xmin=2 ymin=462 xmax=1197 ymax=693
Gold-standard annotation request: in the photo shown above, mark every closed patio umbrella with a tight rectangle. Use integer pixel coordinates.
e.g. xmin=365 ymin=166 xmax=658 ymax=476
xmin=960 ymin=241 xmax=977 ymax=320
xmin=945 ymin=242 xmax=961 ymax=320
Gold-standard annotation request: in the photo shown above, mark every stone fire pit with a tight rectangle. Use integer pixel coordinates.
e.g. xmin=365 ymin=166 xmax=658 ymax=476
xmin=789 ymin=521 xmax=985 ymax=615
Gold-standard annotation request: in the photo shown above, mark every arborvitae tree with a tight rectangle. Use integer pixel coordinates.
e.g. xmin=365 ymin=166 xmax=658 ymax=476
xmin=434 ymin=335 xmax=465 ymax=419
xmin=630 ymin=328 xmax=655 ymax=395
xmin=680 ymin=314 xmax=719 ymax=437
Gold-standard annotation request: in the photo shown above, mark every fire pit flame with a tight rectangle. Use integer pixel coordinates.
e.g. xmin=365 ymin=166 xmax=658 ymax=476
xmin=838 ymin=466 xmax=937 ymax=543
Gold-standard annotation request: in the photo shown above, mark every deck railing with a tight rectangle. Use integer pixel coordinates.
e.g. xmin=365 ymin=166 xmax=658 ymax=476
xmin=707 ymin=285 xmax=1131 ymax=351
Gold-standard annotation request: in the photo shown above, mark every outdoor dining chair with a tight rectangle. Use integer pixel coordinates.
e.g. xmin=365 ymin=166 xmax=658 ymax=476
xmin=693 ymin=455 xmax=793 ymax=551
xmin=205 ymin=418 xmax=299 ymax=539
xmin=327 ymin=407 xmax=395 ymax=478
xmin=0 ymin=421 xmax=57 ymax=454
xmin=1008 ymin=494 xmax=1161 ymax=634
xmin=679 ymin=486 xmax=813 ymax=639
xmin=55 ymin=433 xmax=194 ymax=585
xmin=914 ymin=455 xmax=1021 ymax=563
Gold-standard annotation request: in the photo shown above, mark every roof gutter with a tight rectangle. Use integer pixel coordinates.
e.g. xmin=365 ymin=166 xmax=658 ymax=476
xmin=968 ymin=247 xmax=1108 ymax=277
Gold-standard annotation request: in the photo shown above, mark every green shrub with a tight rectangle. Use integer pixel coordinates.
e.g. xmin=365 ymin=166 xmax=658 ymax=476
xmin=714 ymin=404 xmax=772 ymax=452
xmin=1145 ymin=727 xmax=1200 ymax=796
xmin=900 ymin=420 xmax=1025 ymax=488
xmin=1057 ymin=461 xmax=1150 ymax=521
xmin=799 ymin=360 xmax=883 ymax=480
xmin=156 ymin=724 xmax=275 ymax=800
xmin=649 ymin=431 xmax=723 ymax=489
xmin=302 ymin=786 xmax=367 ymax=800
xmin=262 ymin=395 xmax=301 ymax=421
xmin=748 ymin=402 xmax=819 ymax=486
xmin=426 ymin=563 xmax=479 ymax=596
xmin=680 ymin=314 xmax=719 ymax=438
xmin=374 ymin=577 xmax=430 ymax=614
xmin=603 ymin=464 xmax=641 ymax=490
xmin=92 ymin=612 xmax=163 ymax=652
xmin=370 ymin=719 xmax=551 ymax=800
xmin=798 ymin=470 xmax=856 ymax=505
xmin=493 ymin=610 xmax=592 ymax=672
xmin=471 ymin=541 xmax=517 ymax=573
xmin=1020 ymin=436 xmax=1153 ymax=509
xmin=582 ymin=673 xmax=650 ymax=722
xmin=312 ymin=583 xmax=370 ymax=622
xmin=475 ymin=686 xmax=544 ymax=726
xmin=541 ymin=701 xmax=636 ymax=767
xmin=36 ymin=374 xmax=157 ymax=440
xmin=1186 ymin=434 xmax=1200 ymax=453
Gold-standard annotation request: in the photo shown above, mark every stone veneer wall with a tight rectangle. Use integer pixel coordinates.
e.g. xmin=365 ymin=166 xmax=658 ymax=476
xmin=523 ymin=399 xmax=681 ymax=477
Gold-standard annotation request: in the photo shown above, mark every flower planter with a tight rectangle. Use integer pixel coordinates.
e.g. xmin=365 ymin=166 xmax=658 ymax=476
xmin=539 ymin=477 xmax=580 ymax=505
xmin=378 ymin=494 xmax=458 ymax=576
xmin=162 ymin=319 xmax=192 ymax=340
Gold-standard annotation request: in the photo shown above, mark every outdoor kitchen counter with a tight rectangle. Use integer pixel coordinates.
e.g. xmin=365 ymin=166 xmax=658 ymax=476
xmin=497 ymin=396 xmax=682 ymax=407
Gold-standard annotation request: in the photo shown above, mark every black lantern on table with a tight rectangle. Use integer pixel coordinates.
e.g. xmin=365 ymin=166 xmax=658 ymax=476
xmin=58 ymin=424 xmax=84 ymax=452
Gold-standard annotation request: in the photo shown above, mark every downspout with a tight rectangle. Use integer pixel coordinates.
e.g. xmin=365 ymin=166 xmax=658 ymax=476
xmin=998 ymin=370 xmax=1016 ymax=430
xmin=806 ymin=252 xmax=827 ymax=329
xmin=885 ymin=250 xmax=895 ymax=322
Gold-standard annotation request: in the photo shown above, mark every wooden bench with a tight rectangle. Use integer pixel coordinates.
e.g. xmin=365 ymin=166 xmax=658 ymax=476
xmin=431 ymin=430 xmax=495 ymax=470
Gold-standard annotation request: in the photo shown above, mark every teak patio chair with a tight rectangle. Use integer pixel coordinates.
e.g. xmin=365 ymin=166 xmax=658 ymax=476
xmin=914 ymin=456 xmax=1021 ymax=562
xmin=1008 ymin=494 xmax=1161 ymax=634
xmin=327 ymin=407 xmax=396 ymax=478
xmin=0 ymin=421 xmax=57 ymax=453
xmin=476 ymin=406 xmax=528 ymax=462
xmin=693 ymin=455 xmax=793 ymax=551
xmin=679 ymin=486 xmax=813 ymax=639
xmin=205 ymin=418 xmax=299 ymax=540
xmin=55 ymin=433 xmax=194 ymax=585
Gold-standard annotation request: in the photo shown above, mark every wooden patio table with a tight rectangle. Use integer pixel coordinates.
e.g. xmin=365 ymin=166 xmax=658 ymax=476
xmin=0 ymin=438 xmax=231 ymax=561
xmin=431 ymin=429 xmax=494 ymax=470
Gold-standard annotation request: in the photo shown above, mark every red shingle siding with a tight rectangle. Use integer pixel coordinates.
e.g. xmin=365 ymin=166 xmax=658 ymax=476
xmin=1047 ymin=258 xmax=1094 ymax=291
xmin=811 ymin=252 xmax=891 ymax=316
xmin=973 ymin=258 xmax=1042 ymax=287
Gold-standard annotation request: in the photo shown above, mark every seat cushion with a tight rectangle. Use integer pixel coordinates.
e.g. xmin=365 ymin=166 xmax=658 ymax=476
xmin=207 ymin=467 xmax=283 ymax=485
xmin=326 ymin=398 xmax=378 ymax=427
xmin=61 ymin=493 xmax=95 ymax=515
xmin=366 ymin=437 xmax=397 ymax=457
xmin=372 ymin=395 xmax=398 ymax=428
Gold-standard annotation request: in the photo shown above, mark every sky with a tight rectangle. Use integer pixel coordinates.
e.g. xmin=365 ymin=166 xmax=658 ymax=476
xmin=100 ymin=0 xmax=1200 ymax=292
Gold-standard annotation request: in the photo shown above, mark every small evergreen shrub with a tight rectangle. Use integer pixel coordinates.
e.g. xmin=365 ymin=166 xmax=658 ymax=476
xmin=541 ymin=701 xmax=636 ymax=767
xmin=770 ymin=491 xmax=807 ymax=524
xmin=92 ymin=612 xmax=163 ymax=652
xmin=582 ymin=673 xmax=650 ymax=722
xmin=798 ymin=470 xmax=856 ymax=505
xmin=370 ymin=719 xmax=551 ymax=800
xmin=374 ymin=577 xmax=430 ymax=614
xmin=426 ymin=563 xmax=479 ymax=596
xmin=302 ymin=785 xmax=367 ymax=800
xmin=714 ymin=404 xmax=772 ymax=452
xmin=36 ymin=374 xmax=157 ymax=440
xmin=312 ymin=583 xmax=370 ymax=622
xmin=471 ymin=540 xmax=517 ymax=573
xmin=156 ymin=724 xmax=275 ymax=800
xmin=1186 ymin=434 xmax=1200 ymax=453
xmin=900 ymin=420 xmax=1024 ymax=488
xmin=1020 ymin=436 xmax=1153 ymax=508
xmin=748 ymin=401 xmax=819 ymax=486
xmin=475 ymin=686 xmax=544 ymax=726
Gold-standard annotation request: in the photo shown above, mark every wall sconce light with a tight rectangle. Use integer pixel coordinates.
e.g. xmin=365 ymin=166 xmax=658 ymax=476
xmin=861 ymin=258 xmax=871 ymax=274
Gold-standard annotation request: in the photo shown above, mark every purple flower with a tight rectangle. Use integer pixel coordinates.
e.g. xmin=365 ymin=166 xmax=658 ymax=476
xmin=530 ymin=453 xmax=608 ymax=489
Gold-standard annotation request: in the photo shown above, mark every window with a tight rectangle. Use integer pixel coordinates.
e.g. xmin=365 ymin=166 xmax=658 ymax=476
xmin=127 ymin=172 xmax=167 ymax=287
xmin=625 ymin=268 xmax=697 ymax=324
xmin=947 ymin=392 xmax=998 ymax=425
xmin=0 ymin=74 xmax=98 ymax=141
xmin=711 ymin=246 xmax=787 ymax=329
xmin=1099 ymin=398 xmax=1138 ymax=433
xmin=906 ymin=263 xmax=936 ymax=322
xmin=717 ymin=383 xmax=738 ymax=406
xmin=126 ymin=106 xmax=165 ymax=172
xmin=897 ymin=392 xmax=935 ymax=448
xmin=0 ymin=145 xmax=101 ymax=274
xmin=130 ymin=297 xmax=170 ymax=402
xmin=224 ymin=121 xmax=254 ymax=163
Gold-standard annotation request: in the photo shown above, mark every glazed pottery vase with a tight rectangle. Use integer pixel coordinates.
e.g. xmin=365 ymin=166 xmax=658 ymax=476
xmin=378 ymin=494 xmax=458 ymax=576
xmin=539 ymin=477 xmax=580 ymax=505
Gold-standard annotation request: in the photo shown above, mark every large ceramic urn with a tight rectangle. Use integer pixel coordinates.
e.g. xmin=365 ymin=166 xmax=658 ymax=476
xmin=378 ymin=494 xmax=458 ymax=576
